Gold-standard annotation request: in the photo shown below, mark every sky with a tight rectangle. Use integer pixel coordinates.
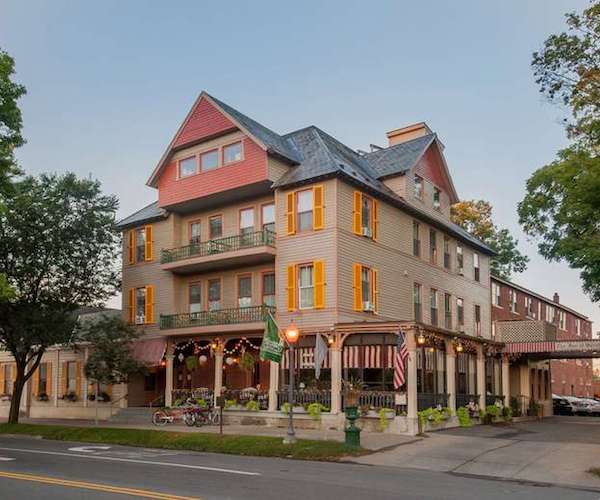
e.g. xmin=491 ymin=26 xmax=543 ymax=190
xmin=1 ymin=0 xmax=598 ymax=330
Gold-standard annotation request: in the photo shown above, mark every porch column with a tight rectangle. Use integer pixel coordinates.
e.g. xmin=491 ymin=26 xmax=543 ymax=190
xmin=213 ymin=347 xmax=224 ymax=406
xmin=330 ymin=345 xmax=342 ymax=414
xmin=501 ymin=355 xmax=510 ymax=403
xmin=53 ymin=349 xmax=60 ymax=407
xmin=407 ymin=339 xmax=418 ymax=419
xmin=445 ymin=340 xmax=456 ymax=412
xmin=82 ymin=347 xmax=89 ymax=408
xmin=164 ymin=354 xmax=174 ymax=408
xmin=268 ymin=361 xmax=279 ymax=412
xmin=476 ymin=346 xmax=485 ymax=409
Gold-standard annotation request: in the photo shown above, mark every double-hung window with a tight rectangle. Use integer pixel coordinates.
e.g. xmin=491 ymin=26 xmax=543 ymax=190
xmin=189 ymin=221 xmax=201 ymax=244
xmin=492 ymin=282 xmax=501 ymax=307
xmin=128 ymin=285 xmax=154 ymax=325
xmin=3 ymin=364 xmax=12 ymax=395
xmin=558 ymin=310 xmax=566 ymax=330
xmin=457 ymin=245 xmax=464 ymax=274
xmin=238 ymin=276 xmax=252 ymax=308
xmin=189 ymin=283 xmax=202 ymax=314
xmin=444 ymin=293 xmax=452 ymax=329
xmin=430 ymin=289 xmax=438 ymax=326
xmin=414 ymin=283 xmax=422 ymax=322
xmin=67 ymin=361 xmax=77 ymax=394
xmin=413 ymin=221 xmax=421 ymax=257
xmin=443 ymin=236 xmax=450 ymax=269
xmin=474 ymin=305 xmax=481 ymax=336
xmin=179 ymin=156 xmax=197 ymax=178
xmin=433 ymin=188 xmax=441 ymax=210
xmin=361 ymin=195 xmax=374 ymax=237
xmin=38 ymin=363 xmax=48 ymax=395
xmin=208 ymin=279 xmax=221 ymax=311
xmin=262 ymin=204 xmax=275 ymax=233
xmin=297 ymin=190 xmax=313 ymax=232
xmin=361 ymin=267 xmax=373 ymax=310
xmin=135 ymin=287 xmax=147 ymax=325
xmin=473 ymin=253 xmax=480 ymax=282
xmin=223 ymin=142 xmax=242 ymax=164
xmin=200 ymin=149 xmax=219 ymax=172
xmin=240 ymin=208 xmax=255 ymax=245
xmin=429 ymin=229 xmax=437 ymax=264
xmin=525 ymin=297 xmax=534 ymax=317
xmin=509 ymin=290 xmax=518 ymax=313
xmin=136 ymin=228 xmax=146 ymax=262
xmin=414 ymin=175 xmax=423 ymax=199
xmin=298 ymin=264 xmax=314 ymax=309
xmin=457 ymin=298 xmax=464 ymax=329
xmin=575 ymin=318 xmax=581 ymax=335
xmin=262 ymin=273 xmax=275 ymax=307
xmin=209 ymin=215 xmax=223 ymax=240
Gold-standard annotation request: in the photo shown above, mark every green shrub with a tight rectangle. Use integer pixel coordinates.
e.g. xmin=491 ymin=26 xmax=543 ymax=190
xmin=486 ymin=405 xmax=500 ymax=418
xmin=378 ymin=408 xmax=395 ymax=431
xmin=196 ymin=398 xmax=208 ymax=408
xmin=224 ymin=399 xmax=237 ymax=409
xmin=457 ymin=406 xmax=472 ymax=427
xmin=280 ymin=402 xmax=291 ymax=415
xmin=417 ymin=407 xmax=445 ymax=431
xmin=502 ymin=406 xmax=512 ymax=422
xmin=245 ymin=400 xmax=260 ymax=411
xmin=307 ymin=403 xmax=328 ymax=421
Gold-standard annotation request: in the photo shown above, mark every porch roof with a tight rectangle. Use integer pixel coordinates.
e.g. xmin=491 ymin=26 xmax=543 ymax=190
xmin=503 ymin=339 xmax=600 ymax=359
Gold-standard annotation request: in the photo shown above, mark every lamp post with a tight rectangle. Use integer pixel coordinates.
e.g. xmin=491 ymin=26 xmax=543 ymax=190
xmin=283 ymin=320 xmax=299 ymax=444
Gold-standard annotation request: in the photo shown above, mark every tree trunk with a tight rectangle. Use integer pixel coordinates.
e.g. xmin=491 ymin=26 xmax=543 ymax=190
xmin=8 ymin=377 xmax=25 ymax=424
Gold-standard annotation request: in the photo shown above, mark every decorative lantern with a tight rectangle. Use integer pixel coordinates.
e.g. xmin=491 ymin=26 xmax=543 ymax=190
xmin=225 ymin=356 xmax=235 ymax=366
xmin=198 ymin=354 xmax=208 ymax=364
xmin=417 ymin=333 xmax=426 ymax=345
xmin=177 ymin=352 xmax=185 ymax=363
xmin=456 ymin=342 xmax=464 ymax=353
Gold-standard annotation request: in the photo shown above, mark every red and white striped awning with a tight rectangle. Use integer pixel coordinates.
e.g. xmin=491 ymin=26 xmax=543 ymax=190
xmin=281 ymin=345 xmax=398 ymax=369
xmin=504 ymin=342 xmax=556 ymax=353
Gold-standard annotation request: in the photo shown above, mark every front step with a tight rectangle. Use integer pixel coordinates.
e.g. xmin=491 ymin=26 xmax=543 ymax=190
xmin=109 ymin=407 xmax=155 ymax=425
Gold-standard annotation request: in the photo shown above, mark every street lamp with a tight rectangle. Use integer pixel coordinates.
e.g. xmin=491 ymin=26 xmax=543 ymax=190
xmin=283 ymin=320 xmax=300 ymax=444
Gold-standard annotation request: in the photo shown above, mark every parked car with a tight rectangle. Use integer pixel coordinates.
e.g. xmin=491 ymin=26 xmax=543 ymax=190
xmin=580 ymin=398 xmax=600 ymax=416
xmin=553 ymin=396 xmax=574 ymax=416
xmin=563 ymin=396 xmax=600 ymax=416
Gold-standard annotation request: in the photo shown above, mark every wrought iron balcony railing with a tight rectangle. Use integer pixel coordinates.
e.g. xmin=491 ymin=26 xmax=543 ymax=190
xmin=160 ymin=305 xmax=275 ymax=330
xmin=161 ymin=230 xmax=275 ymax=264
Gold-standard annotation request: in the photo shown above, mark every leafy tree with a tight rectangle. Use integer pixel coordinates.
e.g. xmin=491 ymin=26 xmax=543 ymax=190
xmin=0 ymin=48 xmax=26 ymax=193
xmin=0 ymin=173 xmax=119 ymax=423
xmin=518 ymin=147 xmax=600 ymax=301
xmin=532 ymin=2 xmax=600 ymax=149
xmin=451 ymin=200 xmax=529 ymax=280
xmin=78 ymin=314 xmax=145 ymax=402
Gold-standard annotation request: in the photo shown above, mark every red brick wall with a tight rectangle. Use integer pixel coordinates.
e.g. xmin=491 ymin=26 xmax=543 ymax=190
xmin=491 ymin=279 xmax=593 ymax=397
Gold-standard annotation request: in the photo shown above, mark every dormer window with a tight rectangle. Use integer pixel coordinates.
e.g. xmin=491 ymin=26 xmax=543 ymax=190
xmin=414 ymin=175 xmax=423 ymax=199
xmin=223 ymin=141 xmax=243 ymax=164
xmin=179 ymin=156 xmax=197 ymax=178
xmin=433 ymin=188 xmax=441 ymax=210
xmin=201 ymin=149 xmax=219 ymax=172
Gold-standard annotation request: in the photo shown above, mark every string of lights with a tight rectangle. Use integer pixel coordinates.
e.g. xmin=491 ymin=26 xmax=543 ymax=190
xmin=173 ymin=337 xmax=262 ymax=356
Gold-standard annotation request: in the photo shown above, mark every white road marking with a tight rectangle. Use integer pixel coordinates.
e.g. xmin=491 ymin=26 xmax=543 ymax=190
xmin=0 ymin=446 xmax=260 ymax=476
xmin=0 ymin=457 xmax=14 ymax=461
xmin=68 ymin=446 xmax=111 ymax=453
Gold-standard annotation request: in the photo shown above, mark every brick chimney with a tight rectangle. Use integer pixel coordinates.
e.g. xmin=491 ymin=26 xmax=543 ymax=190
xmin=553 ymin=292 xmax=560 ymax=304
xmin=386 ymin=122 xmax=433 ymax=147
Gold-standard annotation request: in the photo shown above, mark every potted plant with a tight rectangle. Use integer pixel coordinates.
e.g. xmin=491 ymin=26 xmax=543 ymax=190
xmin=36 ymin=392 xmax=49 ymax=402
xmin=342 ymin=378 xmax=364 ymax=411
xmin=63 ymin=391 xmax=78 ymax=402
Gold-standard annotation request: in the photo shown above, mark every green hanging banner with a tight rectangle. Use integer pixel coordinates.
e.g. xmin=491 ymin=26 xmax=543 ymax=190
xmin=259 ymin=313 xmax=283 ymax=363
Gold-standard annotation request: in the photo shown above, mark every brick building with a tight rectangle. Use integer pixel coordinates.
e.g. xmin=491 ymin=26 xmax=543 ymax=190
xmin=491 ymin=276 xmax=593 ymax=397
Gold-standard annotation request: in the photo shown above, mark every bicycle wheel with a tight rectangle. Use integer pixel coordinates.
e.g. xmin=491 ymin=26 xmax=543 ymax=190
xmin=210 ymin=410 xmax=221 ymax=425
xmin=183 ymin=411 xmax=196 ymax=427
xmin=152 ymin=410 xmax=168 ymax=426
xmin=194 ymin=413 xmax=209 ymax=427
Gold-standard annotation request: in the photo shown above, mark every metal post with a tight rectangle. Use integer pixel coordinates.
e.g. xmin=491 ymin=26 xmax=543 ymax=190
xmin=284 ymin=344 xmax=296 ymax=444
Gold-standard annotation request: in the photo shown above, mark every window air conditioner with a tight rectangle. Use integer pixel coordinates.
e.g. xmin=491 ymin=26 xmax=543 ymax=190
xmin=362 ymin=227 xmax=372 ymax=238
xmin=363 ymin=301 xmax=374 ymax=312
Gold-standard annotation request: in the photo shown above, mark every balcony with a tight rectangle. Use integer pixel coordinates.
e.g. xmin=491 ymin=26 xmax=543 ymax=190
xmin=161 ymin=230 xmax=276 ymax=274
xmin=160 ymin=305 xmax=274 ymax=331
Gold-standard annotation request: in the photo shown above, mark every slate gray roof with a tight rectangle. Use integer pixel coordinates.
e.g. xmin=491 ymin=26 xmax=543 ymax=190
xmin=364 ymin=134 xmax=435 ymax=178
xmin=207 ymin=94 xmax=301 ymax=164
xmin=115 ymin=201 xmax=166 ymax=230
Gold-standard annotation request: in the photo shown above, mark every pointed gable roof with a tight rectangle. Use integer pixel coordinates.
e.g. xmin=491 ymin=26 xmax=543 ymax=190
xmin=147 ymin=92 xmax=300 ymax=187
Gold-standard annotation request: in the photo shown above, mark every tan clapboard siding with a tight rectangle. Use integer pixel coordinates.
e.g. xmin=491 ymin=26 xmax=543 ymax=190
xmin=173 ymin=264 xmax=276 ymax=314
xmin=403 ymin=166 xmax=452 ymax=222
xmin=177 ymin=194 xmax=275 ymax=245
xmin=276 ymin=179 xmax=338 ymax=330
xmin=267 ymin=157 xmax=290 ymax=184
xmin=335 ymin=180 xmax=491 ymax=339
xmin=121 ymin=216 xmax=176 ymax=336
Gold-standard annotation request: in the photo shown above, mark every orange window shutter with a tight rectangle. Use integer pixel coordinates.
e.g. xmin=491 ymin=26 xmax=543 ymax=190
xmin=11 ymin=363 xmax=16 ymax=383
xmin=352 ymin=192 xmax=362 ymax=235
xmin=145 ymin=225 xmax=153 ymax=261
xmin=372 ymin=268 xmax=379 ymax=312
xmin=62 ymin=361 xmax=68 ymax=395
xmin=128 ymin=230 xmax=135 ymax=264
xmin=313 ymin=185 xmax=324 ymax=230
xmin=128 ymin=288 xmax=135 ymax=324
xmin=31 ymin=366 xmax=39 ymax=397
xmin=353 ymin=263 xmax=362 ymax=311
xmin=145 ymin=285 xmax=155 ymax=324
xmin=287 ymin=264 xmax=297 ymax=311
xmin=76 ymin=361 xmax=82 ymax=397
xmin=372 ymin=199 xmax=379 ymax=241
xmin=46 ymin=363 xmax=52 ymax=396
xmin=314 ymin=260 xmax=325 ymax=309
xmin=286 ymin=192 xmax=296 ymax=235
xmin=0 ymin=365 xmax=5 ymax=394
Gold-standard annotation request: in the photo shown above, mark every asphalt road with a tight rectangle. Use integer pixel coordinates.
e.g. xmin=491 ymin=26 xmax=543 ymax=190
xmin=0 ymin=436 xmax=595 ymax=499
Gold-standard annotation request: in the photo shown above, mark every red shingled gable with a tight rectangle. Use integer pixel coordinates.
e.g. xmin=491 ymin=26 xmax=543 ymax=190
xmin=172 ymin=96 xmax=237 ymax=148
xmin=414 ymin=143 xmax=457 ymax=202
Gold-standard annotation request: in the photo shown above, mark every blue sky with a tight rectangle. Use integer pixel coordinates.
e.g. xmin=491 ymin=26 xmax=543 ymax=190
xmin=2 ymin=0 xmax=598 ymax=329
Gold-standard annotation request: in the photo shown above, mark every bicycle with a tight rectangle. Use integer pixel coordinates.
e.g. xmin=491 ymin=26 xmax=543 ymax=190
xmin=152 ymin=398 xmax=196 ymax=426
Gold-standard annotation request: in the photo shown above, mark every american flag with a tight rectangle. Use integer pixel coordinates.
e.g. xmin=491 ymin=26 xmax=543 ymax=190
xmin=394 ymin=330 xmax=409 ymax=390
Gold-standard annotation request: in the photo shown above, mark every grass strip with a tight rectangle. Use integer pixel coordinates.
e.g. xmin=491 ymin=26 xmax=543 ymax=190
xmin=0 ymin=423 xmax=363 ymax=461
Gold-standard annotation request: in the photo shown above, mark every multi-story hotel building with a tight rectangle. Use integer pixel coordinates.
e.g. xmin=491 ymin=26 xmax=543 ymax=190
xmin=491 ymin=277 xmax=593 ymax=397
xmin=114 ymin=92 xmax=503 ymax=432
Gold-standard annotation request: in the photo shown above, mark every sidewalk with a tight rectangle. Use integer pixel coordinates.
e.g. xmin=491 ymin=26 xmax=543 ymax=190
xmin=4 ymin=417 xmax=418 ymax=452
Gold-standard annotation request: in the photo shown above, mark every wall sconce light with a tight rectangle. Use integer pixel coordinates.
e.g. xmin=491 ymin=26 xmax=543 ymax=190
xmin=417 ymin=333 xmax=426 ymax=345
